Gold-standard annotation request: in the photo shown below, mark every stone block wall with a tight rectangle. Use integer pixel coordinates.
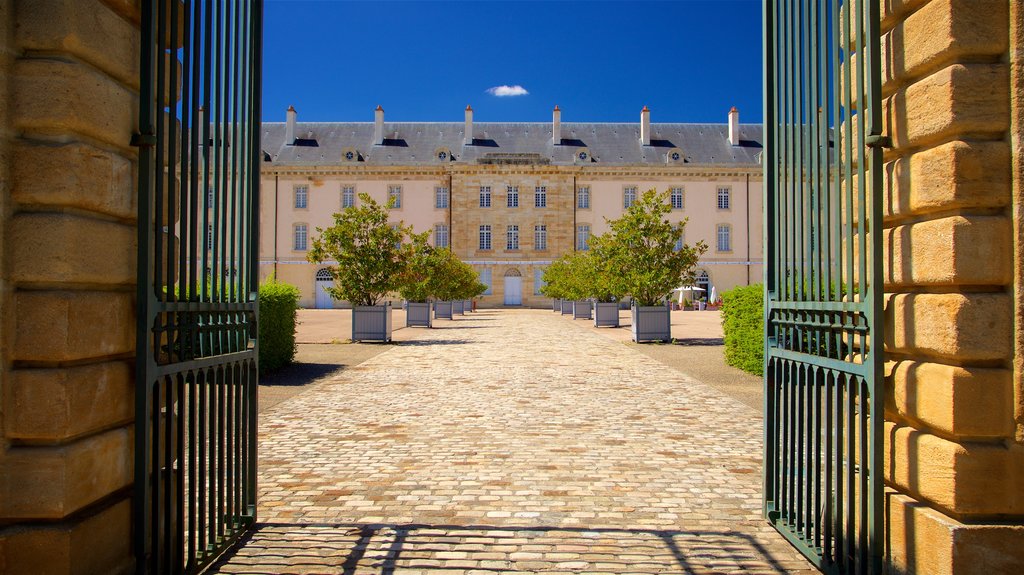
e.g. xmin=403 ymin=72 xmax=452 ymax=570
xmin=879 ymin=0 xmax=1024 ymax=572
xmin=0 ymin=1 xmax=140 ymax=573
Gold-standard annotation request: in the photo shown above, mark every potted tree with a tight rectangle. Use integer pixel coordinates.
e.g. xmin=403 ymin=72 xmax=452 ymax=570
xmin=308 ymin=193 xmax=407 ymax=342
xmin=600 ymin=189 xmax=707 ymax=342
xmin=541 ymin=258 xmax=575 ymax=315
xmin=564 ymin=253 xmax=593 ymax=320
xmin=577 ymin=245 xmax=624 ymax=328
xmin=431 ymin=251 xmax=483 ymax=319
xmin=398 ymin=230 xmax=439 ymax=328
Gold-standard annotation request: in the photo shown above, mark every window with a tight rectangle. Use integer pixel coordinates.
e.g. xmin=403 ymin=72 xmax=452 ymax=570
xmin=479 ymin=225 xmax=492 ymax=250
xmin=391 ymin=224 xmax=401 ymax=250
xmin=671 ymin=187 xmax=684 ymax=210
xmin=577 ymin=186 xmax=590 ymax=209
xmin=507 ymin=186 xmax=519 ymax=208
xmin=207 ymin=187 xmax=214 ymax=208
xmin=577 ymin=224 xmax=590 ymax=251
xmin=480 ymin=268 xmax=493 ymax=295
xmin=717 ymin=224 xmax=732 ymax=252
xmin=435 ymin=186 xmax=449 ymax=209
xmin=717 ymin=186 xmax=731 ymax=210
xmin=294 ymin=185 xmax=308 ymax=209
xmin=535 ymin=186 xmax=547 ymax=208
xmin=388 ymin=185 xmax=402 ymax=208
xmin=341 ymin=186 xmax=355 ymax=208
xmin=293 ymin=224 xmax=308 ymax=251
xmin=534 ymin=224 xmax=547 ymax=251
xmin=479 ymin=186 xmax=491 ymax=207
xmin=675 ymin=235 xmax=684 ymax=252
xmin=506 ymin=225 xmax=519 ymax=251
xmin=434 ymin=223 xmax=449 ymax=248
xmin=207 ymin=224 xmax=213 ymax=249
xmin=624 ymin=186 xmax=637 ymax=208
xmin=534 ymin=267 xmax=546 ymax=295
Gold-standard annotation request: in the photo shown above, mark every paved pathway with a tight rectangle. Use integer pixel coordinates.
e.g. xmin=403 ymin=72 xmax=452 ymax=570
xmin=211 ymin=309 xmax=813 ymax=574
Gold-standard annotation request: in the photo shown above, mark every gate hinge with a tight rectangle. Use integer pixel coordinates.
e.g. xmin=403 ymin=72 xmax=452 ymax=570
xmin=866 ymin=134 xmax=892 ymax=149
xmin=130 ymin=132 xmax=157 ymax=148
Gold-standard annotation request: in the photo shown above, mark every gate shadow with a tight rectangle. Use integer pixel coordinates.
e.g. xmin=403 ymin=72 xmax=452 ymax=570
xmin=209 ymin=521 xmax=802 ymax=574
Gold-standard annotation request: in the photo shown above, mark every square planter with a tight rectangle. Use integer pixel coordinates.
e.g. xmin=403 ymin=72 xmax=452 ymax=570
xmin=406 ymin=301 xmax=432 ymax=328
xmin=352 ymin=304 xmax=393 ymax=342
xmin=594 ymin=302 xmax=620 ymax=327
xmin=552 ymin=298 xmax=560 ymax=312
xmin=560 ymin=299 xmax=574 ymax=315
xmin=453 ymin=300 xmax=465 ymax=314
xmin=463 ymin=300 xmax=473 ymax=313
xmin=573 ymin=300 xmax=592 ymax=320
xmin=434 ymin=301 xmax=453 ymax=319
xmin=632 ymin=304 xmax=671 ymax=343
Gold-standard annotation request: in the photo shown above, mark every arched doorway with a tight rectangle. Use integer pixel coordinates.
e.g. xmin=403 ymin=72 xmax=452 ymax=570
xmin=695 ymin=270 xmax=710 ymax=300
xmin=503 ymin=268 xmax=522 ymax=306
xmin=315 ymin=268 xmax=334 ymax=309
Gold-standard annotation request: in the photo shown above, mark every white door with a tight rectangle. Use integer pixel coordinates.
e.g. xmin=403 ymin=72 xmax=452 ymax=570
xmin=315 ymin=280 xmax=333 ymax=309
xmin=504 ymin=277 xmax=522 ymax=305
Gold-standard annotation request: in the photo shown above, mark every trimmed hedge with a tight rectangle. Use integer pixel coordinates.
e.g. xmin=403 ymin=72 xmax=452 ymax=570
xmin=258 ymin=278 xmax=300 ymax=373
xmin=721 ymin=283 xmax=764 ymax=376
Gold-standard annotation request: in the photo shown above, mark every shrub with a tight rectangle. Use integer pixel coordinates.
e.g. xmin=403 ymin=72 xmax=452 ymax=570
xmin=258 ymin=277 xmax=300 ymax=373
xmin=721 ymin=283 xmax=763 ymax=376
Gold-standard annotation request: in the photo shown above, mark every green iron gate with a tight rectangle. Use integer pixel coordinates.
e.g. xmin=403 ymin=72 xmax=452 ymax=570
xmin=763 ymin=0 xmax=885 ymax=573
xmin=135 ymin=1 xmax=263 ymax=572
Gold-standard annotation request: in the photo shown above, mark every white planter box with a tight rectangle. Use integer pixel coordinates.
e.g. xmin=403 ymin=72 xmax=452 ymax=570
xmin=352 ymin=304 xmax=393 ymax=342
xmin=631 ymin=304 xmax=671 ymax=343
xmin=434 ymin=301 xmax=453 ymax=319
xmin=463 ymin=300 xmax=473 ymax=313
xmin=560 ymin=299 xmax=574 ymax=315
xmin=552 ymin=298 xmax=560 ymax=312
xmin=594 ymin=302 xmax=620 ymax=327
xmin=573 ymin=300 xmax=592 ymax=320
xmin=406 ymin=302 xmax=432 ymax=328
xmin=453 ymin=300 xmax=465 ymax=314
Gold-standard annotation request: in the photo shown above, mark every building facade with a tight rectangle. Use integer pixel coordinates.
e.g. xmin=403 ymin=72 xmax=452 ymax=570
xmin=260 ymin=105 xmax=764 ymax=308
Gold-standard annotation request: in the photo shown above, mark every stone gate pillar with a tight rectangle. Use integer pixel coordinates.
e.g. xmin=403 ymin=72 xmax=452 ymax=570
xmin=880 ymin=0 xmax=1024 ymax=572
xmin=0 ymin=1 xmax=141 ymax=573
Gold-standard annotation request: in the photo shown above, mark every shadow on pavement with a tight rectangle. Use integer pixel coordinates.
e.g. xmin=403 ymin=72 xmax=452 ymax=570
xmin=671 ymin=337 xmax=725 ymax=346
xmin=210 ymin=522 xmax=802 ymax=575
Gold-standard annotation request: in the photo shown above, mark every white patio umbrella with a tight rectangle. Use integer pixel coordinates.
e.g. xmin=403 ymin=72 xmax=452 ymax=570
xmin=709 ymin=286 xmax=718 ymax=304
xmin=673 ymin=285 xmax=705 ymax=304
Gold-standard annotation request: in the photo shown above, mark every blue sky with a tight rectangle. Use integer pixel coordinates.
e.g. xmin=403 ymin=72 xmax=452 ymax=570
xmin=263 ymin=1 xmax=764 ymax=124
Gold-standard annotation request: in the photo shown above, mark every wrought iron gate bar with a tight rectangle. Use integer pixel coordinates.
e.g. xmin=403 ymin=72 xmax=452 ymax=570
xmin=764 ymin=0 xmax=883 ymax=573
xmin=136 ymin=1 xmax=262 ymax=573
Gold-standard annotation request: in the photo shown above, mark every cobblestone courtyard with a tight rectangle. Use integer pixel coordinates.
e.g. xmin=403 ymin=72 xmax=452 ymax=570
xmin=212 ymin=309 xmax=813 ymax=574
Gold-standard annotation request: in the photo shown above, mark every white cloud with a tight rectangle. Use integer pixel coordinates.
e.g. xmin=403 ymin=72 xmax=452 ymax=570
xmin=486 ymin=85 xmax=529 ymax=97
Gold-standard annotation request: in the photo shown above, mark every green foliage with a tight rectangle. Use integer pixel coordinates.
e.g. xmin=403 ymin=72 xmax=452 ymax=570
xmin=258 ymin=276 xmax=300 ymax=373
xmin=598 ymin=189 xmax=708 ymax=306
xmin=431 ymin=249 xmax=485 ymax=301
xmin=397 ymin=230 xmax=440 ymax=302
xmin=307 ymin=193 xmax=409 ymax=306
xmin=541 ymin=250 xmax=621 ymax=302
xmin=539 ymin=257 xmax=570 ymax=300
xmin=721 ymin=283 xmax=764 ymax=376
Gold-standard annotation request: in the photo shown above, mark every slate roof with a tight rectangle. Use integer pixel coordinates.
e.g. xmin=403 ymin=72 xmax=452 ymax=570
xmin=261 ymin=122 xmax=763 ymax=167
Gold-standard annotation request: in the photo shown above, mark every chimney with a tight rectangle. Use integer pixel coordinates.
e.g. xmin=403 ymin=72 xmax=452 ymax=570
xmin=640 ymin=105 xmax=651 ymax=146
xmin=728 ymin=106 xmax=740 ymax=146
xmin=373 ymin=105 xmax=384 ymax=145
xmin=552 ymin=105 xmax=561 ymax=145
xmin=464 ymin=105 xmax=473 ymax=145
xmin=285 ymin=105 xmax=296 ymax=144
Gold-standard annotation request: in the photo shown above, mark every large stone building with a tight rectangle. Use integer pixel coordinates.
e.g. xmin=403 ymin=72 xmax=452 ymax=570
xmin=259 ymin=105 xmax=764 ymax=307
